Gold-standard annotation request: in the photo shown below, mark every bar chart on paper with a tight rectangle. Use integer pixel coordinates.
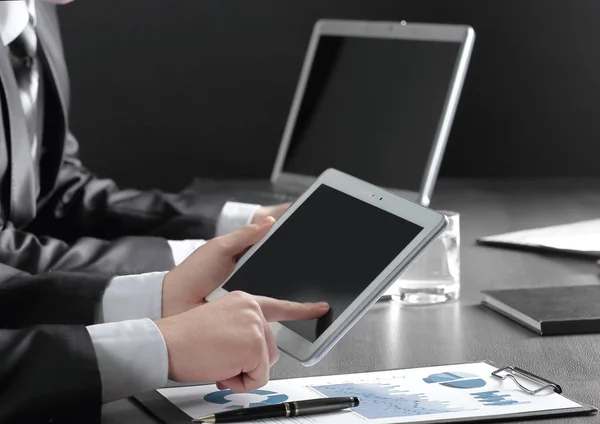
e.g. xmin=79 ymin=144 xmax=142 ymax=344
xmin=311 ymin=381 xmax=466 ymax=418
xmin=472 ymin=391 xmax=529 ymax=406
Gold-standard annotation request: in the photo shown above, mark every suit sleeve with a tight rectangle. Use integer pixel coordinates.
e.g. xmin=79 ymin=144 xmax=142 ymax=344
xmin=0 ymin=262 xmax=109 ymax=326
xmin=0 ymin=220 xmax=175 ymax=274
xmin=32 ymin=132 xmax=228 ymax=242
xmin=0 ymin=264 xmax=109 ymax=424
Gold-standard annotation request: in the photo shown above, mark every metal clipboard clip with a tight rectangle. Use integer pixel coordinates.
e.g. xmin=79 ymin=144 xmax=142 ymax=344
xmin=491 ymin=366 xmax=562 ymax=395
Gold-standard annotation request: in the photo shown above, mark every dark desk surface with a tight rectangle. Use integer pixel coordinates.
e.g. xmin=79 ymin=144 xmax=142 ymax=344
xmin=103 ymin=178 xmax=600 ymax=424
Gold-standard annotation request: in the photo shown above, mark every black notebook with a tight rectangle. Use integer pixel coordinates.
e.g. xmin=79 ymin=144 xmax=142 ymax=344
xmin=482 ymin=285 xmax=600 ymax=335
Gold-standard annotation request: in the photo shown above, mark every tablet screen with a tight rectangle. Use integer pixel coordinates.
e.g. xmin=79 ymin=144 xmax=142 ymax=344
xmin=223 ymin=185 xmax=423 ymax=342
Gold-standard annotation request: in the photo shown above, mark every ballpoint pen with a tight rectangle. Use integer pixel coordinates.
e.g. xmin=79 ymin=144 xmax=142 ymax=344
xmin=192 ymin=396 xmax=360 ymax=423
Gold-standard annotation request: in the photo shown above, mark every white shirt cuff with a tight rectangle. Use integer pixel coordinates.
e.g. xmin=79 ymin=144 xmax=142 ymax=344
xmin=166 ymin=202 xmax=259 ymax=265
xmin=216 ymin=201 xmax=261 ymax=236
xmin=167 ymin=239 xmax=207 ymax=266
xmin=87 ymin=319 xmax=168 ymax=403
xmin=99 ymin=272 xmax=167 ymax=323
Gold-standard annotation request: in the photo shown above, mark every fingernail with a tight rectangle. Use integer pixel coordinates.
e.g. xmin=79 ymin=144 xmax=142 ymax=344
xmin=316 ymin=302 xmax=329 ymax=309
xmin=259 ymin=216 xmax=275 ymax=226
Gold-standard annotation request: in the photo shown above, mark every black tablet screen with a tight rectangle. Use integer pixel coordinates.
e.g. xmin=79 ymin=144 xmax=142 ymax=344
xmin=223 ymin=185 xmax=423 ymax=342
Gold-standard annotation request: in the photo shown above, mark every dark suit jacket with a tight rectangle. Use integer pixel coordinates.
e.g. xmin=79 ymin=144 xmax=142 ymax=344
xmin=0 ymin=262 xmax=110 ymax=423
xmin=0 ymin=2 xmax=227 ymax=275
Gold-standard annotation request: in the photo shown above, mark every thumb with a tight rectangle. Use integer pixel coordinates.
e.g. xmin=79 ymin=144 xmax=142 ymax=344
xmin=253 ymin=296 xmax=330 ymax=322
xmin=217 ymin=217 xmax=275 ymax=257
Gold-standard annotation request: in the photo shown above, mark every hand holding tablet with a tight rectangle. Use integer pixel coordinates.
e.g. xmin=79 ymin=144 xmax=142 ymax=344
xmin=206 ymin=168 xmax=447 ymax=365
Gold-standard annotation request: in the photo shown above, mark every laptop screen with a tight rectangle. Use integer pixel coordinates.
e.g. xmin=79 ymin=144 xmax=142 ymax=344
xmin=282 ymin=35 xmax=462 ymax=192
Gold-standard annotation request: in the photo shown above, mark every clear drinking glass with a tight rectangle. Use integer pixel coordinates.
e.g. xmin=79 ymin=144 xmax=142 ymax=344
xmin=391 ymin=211 xmax=460 ymax=305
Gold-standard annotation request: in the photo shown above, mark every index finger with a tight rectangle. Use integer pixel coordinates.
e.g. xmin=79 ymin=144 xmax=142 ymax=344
xmin=253 ymin=296 xmax=330 ymax=322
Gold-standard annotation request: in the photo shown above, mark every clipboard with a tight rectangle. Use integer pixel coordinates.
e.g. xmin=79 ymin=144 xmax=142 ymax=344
xmin=133 ymin=361 xmax=597 ymax=424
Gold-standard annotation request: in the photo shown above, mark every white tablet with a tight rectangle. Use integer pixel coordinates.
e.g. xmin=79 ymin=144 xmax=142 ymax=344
xmin=206 ymin=169 xmax=447 ymax=366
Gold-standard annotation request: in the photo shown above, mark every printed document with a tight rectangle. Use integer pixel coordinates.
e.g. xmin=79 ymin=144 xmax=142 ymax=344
xmin=158 ymin=362 xmax=587 ymax=423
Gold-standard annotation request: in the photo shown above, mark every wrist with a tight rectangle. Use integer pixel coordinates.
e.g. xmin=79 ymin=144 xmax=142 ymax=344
xmin=161 ymin=270 xmax=191 ymax=318
xmin=154 ymin=316 xmax=178 ymax=381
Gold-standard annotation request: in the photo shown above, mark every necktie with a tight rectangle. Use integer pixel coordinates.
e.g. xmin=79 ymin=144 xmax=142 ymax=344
xmin=8 ymin=15 xmax=43 ymax=195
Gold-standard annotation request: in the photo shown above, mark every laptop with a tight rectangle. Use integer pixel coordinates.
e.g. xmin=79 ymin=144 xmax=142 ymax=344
xmin=222 ymin=19 xmax=475 ymax=206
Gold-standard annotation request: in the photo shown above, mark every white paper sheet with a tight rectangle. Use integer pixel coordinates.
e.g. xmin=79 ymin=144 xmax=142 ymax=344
xmin=478 ymin=218 xmax=600 ymax=256
xmin=158 ymin=362 xmax=582 ymax=423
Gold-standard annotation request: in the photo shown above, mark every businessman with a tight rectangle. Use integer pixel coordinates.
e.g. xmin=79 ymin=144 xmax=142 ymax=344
xmin=0 ymin=0 xmax=287 ymax=275
xmin=0 ymin=216 xmax=329 ymax=423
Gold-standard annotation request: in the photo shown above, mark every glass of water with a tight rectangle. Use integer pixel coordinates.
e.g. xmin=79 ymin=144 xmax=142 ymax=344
xmin=391 ymin=211 xmax=460 ymax=305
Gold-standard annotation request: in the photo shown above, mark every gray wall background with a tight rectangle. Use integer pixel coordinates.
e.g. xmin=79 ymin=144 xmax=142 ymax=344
xmin=58 ymin=0 xmax=600 ymax=192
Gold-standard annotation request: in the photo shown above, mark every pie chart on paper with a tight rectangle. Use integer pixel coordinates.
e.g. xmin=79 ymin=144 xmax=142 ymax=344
xmin=423 ymin=371 xmax=487 ymax=389
xmin=203 ymin=389 xmax=289 ymax=410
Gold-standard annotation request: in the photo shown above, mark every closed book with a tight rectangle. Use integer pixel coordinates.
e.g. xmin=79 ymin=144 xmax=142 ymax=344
xmin=481 ymin=285 xmax=600 ymax=335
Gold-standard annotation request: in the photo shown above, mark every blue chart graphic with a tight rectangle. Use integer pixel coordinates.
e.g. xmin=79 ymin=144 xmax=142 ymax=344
xmin=423 ymin=372 xmax=487 ymax=389
xmin=204 ymin=390 xmax=288 ymax=410
xmin=471 ymin=391 xmax=529 ymax=407
xmin=311 ymin=382 xmax=465 ymax=418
